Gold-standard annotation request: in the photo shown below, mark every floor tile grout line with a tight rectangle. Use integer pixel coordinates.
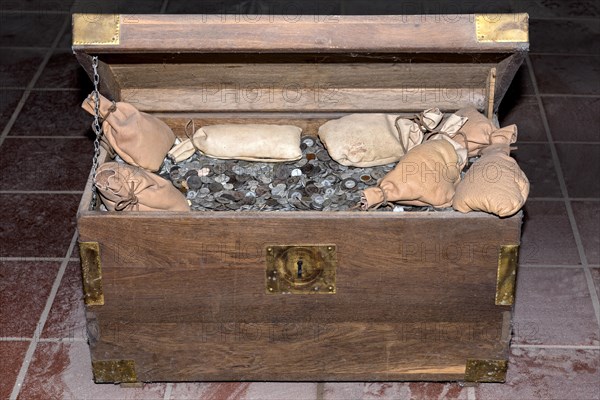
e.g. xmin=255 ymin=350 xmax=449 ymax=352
xmin=38 ymin=337 xmax=87 ymax=343
xmin=512 ymin=344 xmax=600 ymax=350
xmin=466 ymin=386 xmax=476 ymax=400
xmin=160 ymin=0 xmax=170 ymax=14
xmin=9 ymin=231 xmax=78 ymax=400
xmin=0 ymin=10 xmax=71 ymax=15
xmin=163 ymin=382 xmax=173 ymax=400
xmin=0 ymin=257 xmax=79 ymax=262
xmin=537 ymin=94 xmax=600 ymax=98
xmin=529 ymin=52 xmax=598 ymax=57
xmin=316 ymin=382 xmax=325 ymax=400
xmin=523 ymin=16 xmax=600 ymax=22
xmin=520 ymin=142 xmax=600 ymax=145
xmin=0 ymin=46 xmax=55 ymax=51
xmin=526 ymin=55 xmax=600 ymax=330
xmin=0 ymin=16 xmax=70 ymax=149
xmin=528 ymin=197 xmax=600 ymax=202
xmin=510 ymin=94 xmax=600 ymax=99
xmin=4 ymin=136 xmax=92 ymax=139
xmin=0 ymin=87 xmax=80 ymax=91
xmin=0 ymin=337 xmax=86 ymax=342
xmin=520 ymin=264 xmax=584 ymax=268
xmin=0 ymin=191 xmax=84 ymax=194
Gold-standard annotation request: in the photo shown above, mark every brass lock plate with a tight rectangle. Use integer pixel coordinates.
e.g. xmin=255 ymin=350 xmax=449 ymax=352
xmin=266 ymin=245 xmax=336 ymax=294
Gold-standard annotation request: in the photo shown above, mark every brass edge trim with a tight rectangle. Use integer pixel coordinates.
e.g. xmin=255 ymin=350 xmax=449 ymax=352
xmin=496 ymin=245 xmax=519 ymax=306
xmin=79 ymin=241 xmax=104 ymax=306
xmin=465 ymin=359 xmax=508 ymax=383
xmin=92 ymin=360 xmax=137 ymax=383
xmin=73 ymin=14 xmax=120 ymax=45
xmin=475 ymin=14 xmax=529 ymax=43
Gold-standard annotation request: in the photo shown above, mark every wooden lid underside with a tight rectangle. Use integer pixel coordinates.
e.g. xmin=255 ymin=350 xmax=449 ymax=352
xmin=73 ymin=14 xmax=529 ymax=115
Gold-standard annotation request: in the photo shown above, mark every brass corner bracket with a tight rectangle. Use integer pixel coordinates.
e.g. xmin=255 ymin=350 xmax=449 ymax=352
xmin=92 ymin=360 xmax=138 ymax=383
xmin=475 ymin=14 xmax=529 ymax=43
xmin=465 ymin=359 xmax=508 ymax=383
xmin=79 ymin=241 xmax=104 ymax=306
xmin=73 ymin=14 xmax=120 ymax=45
xmin=496 ymin=245 xmax=519 ymax=306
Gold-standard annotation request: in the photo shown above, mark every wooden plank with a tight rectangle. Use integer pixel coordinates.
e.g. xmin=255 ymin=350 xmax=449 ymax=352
xmin=112 ymin=63 xmax=491 ymax=112
xmin=110 ymin=63 xmax=492 ymax=89
xmin=89 ymin=321 xmax=506 ymax=381
xmin=72 ymin=14 xmax=529 ymax=54
xmin=120 ymin=87 xmax=487 ymax=113
xmin=79 ymin=211 xmax=520 ymax=381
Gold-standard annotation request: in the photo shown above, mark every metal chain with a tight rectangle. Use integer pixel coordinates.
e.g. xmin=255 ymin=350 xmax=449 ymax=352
xmin=90 ymin=56 xmax=102 ymax=209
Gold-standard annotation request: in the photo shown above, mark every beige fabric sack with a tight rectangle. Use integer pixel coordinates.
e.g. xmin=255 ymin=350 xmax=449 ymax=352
xmin=453 ymin=106 xmax=518 ymax=156
xmin=317 ymin=112 xmax=430 ymax=167
xmin=168 ymin=124 xmax=302 ymax=162
xmin=82 ymin=93 xmax=175 ymax=172
xmin=361 ymin=139 xmax=462 ymax=209
xmin=425 ymin=114 xmax=470 ymax=170
xmin=453 ymin=144 xmax=529 ymax=217
xmin=95 ymin=162 xmax=190 ymax=212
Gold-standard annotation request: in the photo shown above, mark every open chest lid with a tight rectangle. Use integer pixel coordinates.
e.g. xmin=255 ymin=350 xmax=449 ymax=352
xmin=72 ymin=13 xmax=529 ymax=117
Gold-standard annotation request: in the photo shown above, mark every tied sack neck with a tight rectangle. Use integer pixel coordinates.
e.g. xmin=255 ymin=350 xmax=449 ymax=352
xmin=114 ymin=180 xmax=139 ymax=211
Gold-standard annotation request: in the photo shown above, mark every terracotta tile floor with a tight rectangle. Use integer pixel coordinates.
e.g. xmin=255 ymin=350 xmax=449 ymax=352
xmin=1 ymin=1 xmax=599 ymax=399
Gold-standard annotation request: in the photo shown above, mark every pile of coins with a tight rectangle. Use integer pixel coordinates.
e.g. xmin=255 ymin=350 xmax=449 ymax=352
xmin=159 ymin=136 xmax=411 ymax=212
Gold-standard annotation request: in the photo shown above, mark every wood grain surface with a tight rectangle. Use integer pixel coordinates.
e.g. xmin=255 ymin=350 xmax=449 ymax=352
xmin=79 ymin=209 xmax=520 ymax=381
xmin=73 ymin=13 xmax=527 ymax=381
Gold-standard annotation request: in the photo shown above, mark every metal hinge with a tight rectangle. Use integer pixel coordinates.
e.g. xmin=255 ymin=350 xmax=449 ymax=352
xmin=92 ymin=360 xmax=137 ymax=383
xmin=79 ymin=241 xmax=104 ymax=306
xmin=496 ymin=245 xmax=519 ymax=306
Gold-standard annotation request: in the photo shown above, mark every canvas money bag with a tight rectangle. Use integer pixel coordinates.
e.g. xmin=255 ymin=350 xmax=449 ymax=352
xmin=453 ymin=144 xmax=529 ymax=217
xmin=168 ymin=123 xmax=302 ymax=162
xmin=82 ymin=93 xmax=176 ymax=171
xmin=361 ymin=139 xmax=462 ymax=209
xmin=452 ymin=106 xmax=518 ymax=157
xmin=316 ymin=111 xmax=441 ymax=167
xmin=95 ymin=162 xmax=190 ymax=212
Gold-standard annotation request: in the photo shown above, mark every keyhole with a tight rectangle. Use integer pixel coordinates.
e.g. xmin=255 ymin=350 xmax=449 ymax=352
xmin=297 ymin=259 xmax=303 ymax=278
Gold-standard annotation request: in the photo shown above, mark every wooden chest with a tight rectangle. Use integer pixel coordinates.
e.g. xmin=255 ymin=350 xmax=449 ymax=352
xmin=73 ymin=13 xmax=529 ymax=384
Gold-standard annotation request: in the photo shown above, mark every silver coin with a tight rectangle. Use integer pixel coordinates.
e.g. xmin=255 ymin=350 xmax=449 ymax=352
xmin=302 ymin=137 xmax=315 ymax=147
xmin=290 ymin=191 xmax=302 ymax=200
xmin=371 ymin=170 xmax=386 ymax=180
xmin=316 ymin=150 xmax=331 ymax=161
xmin=343 ymin=178 xmax=357 ymax=189
xmin=187 ymin=175 xmax=203 ymax=190
xmin=295 ymin=158 xmax=308 ymax=167
xmin=215 ymin=196 xmax=231 ymax=204
xmin=275 ymin=165 xmax=290 ymax=179
xmin=208 ymin=182 xmax=223 ymax=192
